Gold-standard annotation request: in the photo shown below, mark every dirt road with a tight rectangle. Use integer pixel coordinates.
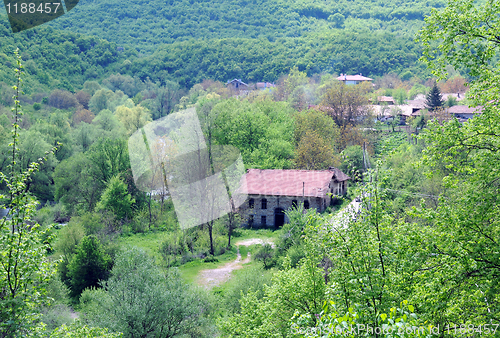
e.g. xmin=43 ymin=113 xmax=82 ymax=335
xmin=196 ymin=238 xmax=273 ymax=288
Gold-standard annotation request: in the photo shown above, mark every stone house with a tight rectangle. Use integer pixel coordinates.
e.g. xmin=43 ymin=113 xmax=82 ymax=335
xmin=237 ymin=168 xmax=350 ymax=228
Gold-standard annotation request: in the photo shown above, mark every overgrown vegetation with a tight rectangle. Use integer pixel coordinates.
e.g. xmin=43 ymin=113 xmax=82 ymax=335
xmin=1 ymin=0 xmax=499 ymax=335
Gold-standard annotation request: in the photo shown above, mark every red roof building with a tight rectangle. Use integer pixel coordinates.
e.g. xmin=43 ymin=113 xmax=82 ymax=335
xmin=238 ymin=168 xmax=350 ymax=227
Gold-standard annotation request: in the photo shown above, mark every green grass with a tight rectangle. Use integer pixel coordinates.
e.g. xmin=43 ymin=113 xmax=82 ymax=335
xmin=231 ymin=228 xmax=281 ymax=244
xmin=117 ymin=231 xmax=172 ymax=264
xmin=116 ymin=227 xmax=279 ymax=285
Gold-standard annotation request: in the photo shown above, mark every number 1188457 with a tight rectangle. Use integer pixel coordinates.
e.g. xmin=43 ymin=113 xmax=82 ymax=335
xmin=5 ymin=2 xmax=61 ymax=14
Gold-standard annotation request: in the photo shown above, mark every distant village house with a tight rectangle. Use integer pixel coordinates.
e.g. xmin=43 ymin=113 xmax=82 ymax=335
xmin=447 ymin=105 xmax=483 ymax=122
xmin=337 ymin=74 xmax=373 ymax=85
xmin=238 ymin=168 xmax=350 ymax=228
xmin=226 ymin=79 xmax=249 ymax=92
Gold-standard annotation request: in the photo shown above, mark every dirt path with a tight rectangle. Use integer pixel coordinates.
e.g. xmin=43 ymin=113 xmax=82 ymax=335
xmin=196 ymin=238 xmax=273 ymax=288
xmin=235 ymin=238 xmax=275 ymax=248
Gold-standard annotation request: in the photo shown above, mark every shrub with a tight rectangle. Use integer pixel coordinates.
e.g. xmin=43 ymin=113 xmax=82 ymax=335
xmin=255 ymin=243 xmax=276 ymax=269
xmin=81 ymin=247 xmax=214 ymax=337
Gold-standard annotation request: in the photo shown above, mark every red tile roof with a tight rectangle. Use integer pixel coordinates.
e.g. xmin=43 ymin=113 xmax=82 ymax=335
xmin=238 ymin=168 xmax=350 ymax=198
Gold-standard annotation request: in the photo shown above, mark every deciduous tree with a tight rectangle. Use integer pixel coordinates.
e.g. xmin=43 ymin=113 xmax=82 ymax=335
xmin=320 ymin=81 xmax=370 ymax=127
xmin=81 ymin=247 xmax=213 ymax=337
xmin=67 ymin=235 xmax=112 ymax=299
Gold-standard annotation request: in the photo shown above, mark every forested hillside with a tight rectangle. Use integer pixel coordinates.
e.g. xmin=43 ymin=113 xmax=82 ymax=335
xmin=46 ymin=0 xmax=445 ymax=52
xmin=4 ymin=0 xmax=500 ymax=335
xmin=0 ymin=16 xmax=130 ymax=93
xmin=125 ymin=32 xmax=423 ymax=87
xmin=0 ymin=0 xmax=443 ymax=89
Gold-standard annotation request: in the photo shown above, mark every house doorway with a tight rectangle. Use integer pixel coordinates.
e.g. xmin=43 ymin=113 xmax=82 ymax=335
xmin=274 ymin=208 xmax=285 ymax=227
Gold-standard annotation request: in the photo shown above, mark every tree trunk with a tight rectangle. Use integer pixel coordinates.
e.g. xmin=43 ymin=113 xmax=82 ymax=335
xmin=227 ymin=212 xmax=234 ymax=249
xmin=148 ymin=192 xmax=152 ymax=229
xmin=208 ymin=220 xmax=214 ymax=256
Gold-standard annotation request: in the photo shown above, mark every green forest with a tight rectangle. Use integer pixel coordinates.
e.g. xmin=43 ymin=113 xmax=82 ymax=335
xmin=1 ymin=0 xmax=500 ymax=336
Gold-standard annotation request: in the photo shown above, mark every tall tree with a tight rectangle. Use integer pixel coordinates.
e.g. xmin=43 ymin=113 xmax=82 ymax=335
xmin=0 ymin=50 xmax=57 ymax=336
xmin=67 ymin=235 xmax=112 ymax=299
xmin=417 ymin=0 xmax=500 ymax=326
xmin=295 ymin=130 xmax=334 ymax=170
xmin=151 ymin=81 xmax=181 ymax=120
xmin=96 ymin=175 xmax=135 ymax=222
xmin=320 ymin=81 xmax=370 ymax=127
xmin=424 ymin=82 xmax=443 ymax=111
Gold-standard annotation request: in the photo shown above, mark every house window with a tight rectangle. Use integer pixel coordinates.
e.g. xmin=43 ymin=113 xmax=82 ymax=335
xmin=249 ymin=198 xmax=255 ymax=209
xmin=304 ymin=200 xmax=310 ymax=209
xmin=248 ymin=215 xmax=254 ymax=225
xmin=292 ymin=200 xmax=298 ymax=209
xmin=261 ymin=215 xmax=266 ymax=226
xmin=261 ymin=198 xmax=267 ymax=209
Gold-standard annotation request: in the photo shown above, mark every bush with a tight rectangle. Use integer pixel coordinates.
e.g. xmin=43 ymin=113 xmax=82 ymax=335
xmin=159 ymin=230 xmax=191 ymax=267
xmin=81 ymin=247 xmax=214 ymax=337
xmin=255 ymin=243 xmax=276 ymax=269
xmin=204 ymin=256 xmax=219 ymax=263
xmin=223 ymin=265 xmax=272 ymax=314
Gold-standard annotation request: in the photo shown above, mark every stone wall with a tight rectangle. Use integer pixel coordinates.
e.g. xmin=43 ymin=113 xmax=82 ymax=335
xmin=239 ymin=194 xmax=328 ymax=228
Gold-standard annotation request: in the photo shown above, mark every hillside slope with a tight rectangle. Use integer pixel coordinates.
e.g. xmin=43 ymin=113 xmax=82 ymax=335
xmin=45 ymin=0 xmax=446 ymax=53
xmin=0 ymin=15 xmax=130 ymax=93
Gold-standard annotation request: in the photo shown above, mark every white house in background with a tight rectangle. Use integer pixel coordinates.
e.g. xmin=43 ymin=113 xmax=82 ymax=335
xmin=337 ymin=74 xmax=373 ymax=85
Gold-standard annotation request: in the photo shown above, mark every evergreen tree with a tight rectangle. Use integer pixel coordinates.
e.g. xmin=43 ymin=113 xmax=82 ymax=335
xmin=425 ymin=82 xmax=444 ymax=111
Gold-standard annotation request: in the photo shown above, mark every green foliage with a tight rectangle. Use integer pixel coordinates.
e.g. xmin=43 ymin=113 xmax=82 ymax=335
xmin=393 ymin=87 xmax=408 ymax=104
xmin=222 ymin=265 xmax=273 ymax=315
xmin=0 ymin=49 xmax=58 ymax=336
xmin=81 ymin=247 xmax=214 ymax=337
xmin=159 ymin=229 xmax=193 ymax=267
xmin=0 ymin=24 xmax=124 ymax=93
xmin=218 ymin=256 xmax=326 ymax=337
xmin=408 ymin=84 xmax=428 ymax=100
xmin=340 ymin=145 xmax=364 ymax=180
xmin=67 ymin=235 xmax=112 ymax=299
xmin=96 ymin=175 xmax=135 ymax=221
xmin=254 ymin=243 xmax=276 ymax=269
xmin=444 ymin=95 xmax=458 ymax=107
xmin=49 ymin=322 xmax=122 ymax=337
xmin=291 ymin=300 xmax=432 ymax=337
xmin=47 ymin=0 xmax=443 ymax=55
xmin=125 ymin=31 xmax=423 ymax=88
xmin=210 ymin=98 xmax=295 ymax=169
